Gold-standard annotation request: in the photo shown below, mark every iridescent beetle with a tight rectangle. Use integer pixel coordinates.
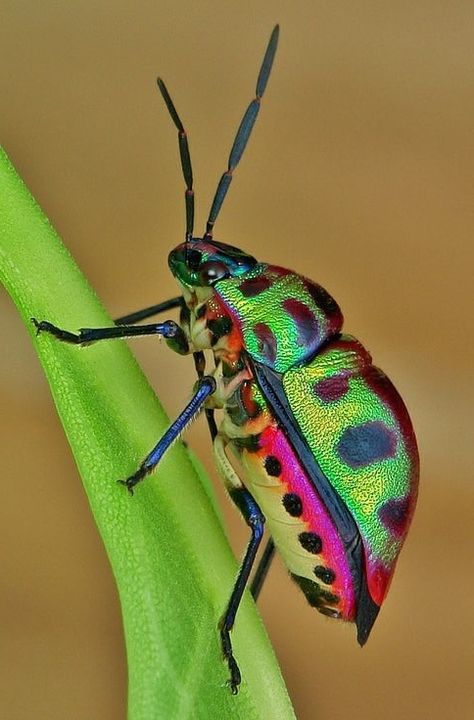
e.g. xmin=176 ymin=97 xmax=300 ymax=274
xmin=34 ymin=26 xmax=419 ymax=692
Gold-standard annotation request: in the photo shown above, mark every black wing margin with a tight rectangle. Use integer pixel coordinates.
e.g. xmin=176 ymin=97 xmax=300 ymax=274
xmin=250 ymin=357 xmax=380 ymax=644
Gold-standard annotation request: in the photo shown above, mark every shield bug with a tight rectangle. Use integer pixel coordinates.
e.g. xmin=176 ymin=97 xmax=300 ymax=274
xmin=33 ymin=25 xmax=419 ymax=693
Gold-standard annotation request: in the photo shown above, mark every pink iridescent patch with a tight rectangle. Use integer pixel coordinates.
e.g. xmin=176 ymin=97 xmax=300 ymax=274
xmin=257 ymin=425 xmax=356 ymax=619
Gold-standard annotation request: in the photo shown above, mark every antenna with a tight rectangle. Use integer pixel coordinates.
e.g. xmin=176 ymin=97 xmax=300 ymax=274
xmin=157 ymin=25 xmax=279 ymax=244
xmin=157 ymin=77 xmax=195 ymax=242
xmin=204 ymin=24 xmax=279 ymax=239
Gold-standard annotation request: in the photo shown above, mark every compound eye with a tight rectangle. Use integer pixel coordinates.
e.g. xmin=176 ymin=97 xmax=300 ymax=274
xmin=199 ymin=261 xmax=229 ymax=285
xmin=186 ymin=248 xmax=202 ymax=270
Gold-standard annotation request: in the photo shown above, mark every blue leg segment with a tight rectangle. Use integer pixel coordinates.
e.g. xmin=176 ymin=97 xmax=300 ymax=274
xmin=32 ymin=317 xmax=189 ymax=352
xmin=120 ymin=375 xmax=216 ymax=492
xmin=220 ymin=488 xmax=265 ymax=693
xmin=114 ymin=296 xmax=183 ymax=325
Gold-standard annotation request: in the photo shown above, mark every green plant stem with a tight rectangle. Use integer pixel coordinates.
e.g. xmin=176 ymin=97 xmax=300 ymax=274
xmin=0 ymin=147 xmax=296 ymax=719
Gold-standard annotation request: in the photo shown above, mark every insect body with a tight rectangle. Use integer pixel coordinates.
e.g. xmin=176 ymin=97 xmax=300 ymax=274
xmin=34 ymin=25 xmax=419 ymax=692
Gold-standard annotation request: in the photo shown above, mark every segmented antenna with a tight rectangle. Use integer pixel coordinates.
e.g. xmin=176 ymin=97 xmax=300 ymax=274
xmin=157 ymin=77 xmax=195 ymax=241
xmin=204 ymin=24 xmax=279 ymax=239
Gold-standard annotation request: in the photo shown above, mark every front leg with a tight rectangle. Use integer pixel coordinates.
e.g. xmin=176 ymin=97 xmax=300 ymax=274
xmin=114 ymin=296 xmax=183 ymax=324
xmin=32 ymin=318 xmax=189 ymax=353
xmin=32 ymin=293 xmax=190 ymax=351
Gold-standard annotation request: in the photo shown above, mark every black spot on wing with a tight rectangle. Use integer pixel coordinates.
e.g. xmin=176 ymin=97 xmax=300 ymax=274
xmin=337 ymin=421 xmax=397 ymax=469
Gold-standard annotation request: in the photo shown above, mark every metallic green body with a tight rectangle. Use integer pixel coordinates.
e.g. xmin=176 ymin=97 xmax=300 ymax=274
xmin=282 ymin=335 xmax=418 ymax=603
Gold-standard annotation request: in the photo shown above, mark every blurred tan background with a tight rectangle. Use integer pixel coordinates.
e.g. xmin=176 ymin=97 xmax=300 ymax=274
xmin=1 ymin=2 xmax=473 ymax=719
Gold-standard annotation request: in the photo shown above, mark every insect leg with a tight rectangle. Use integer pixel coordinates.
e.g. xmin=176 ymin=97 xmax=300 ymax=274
xmin=120 ymin=375 xmax=216 ymax=493
xmin=114 ymin=296 xmax=183 ymax=325
xmin=32 ymin=318 xmax=189 ymax=352
xmin=203 ymin=407 xmax=218 ymax=442
xmin=192 ymin=350 xmax=218 ymax=440
xmin=214 ymin=434 xmax=265 ymax=693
